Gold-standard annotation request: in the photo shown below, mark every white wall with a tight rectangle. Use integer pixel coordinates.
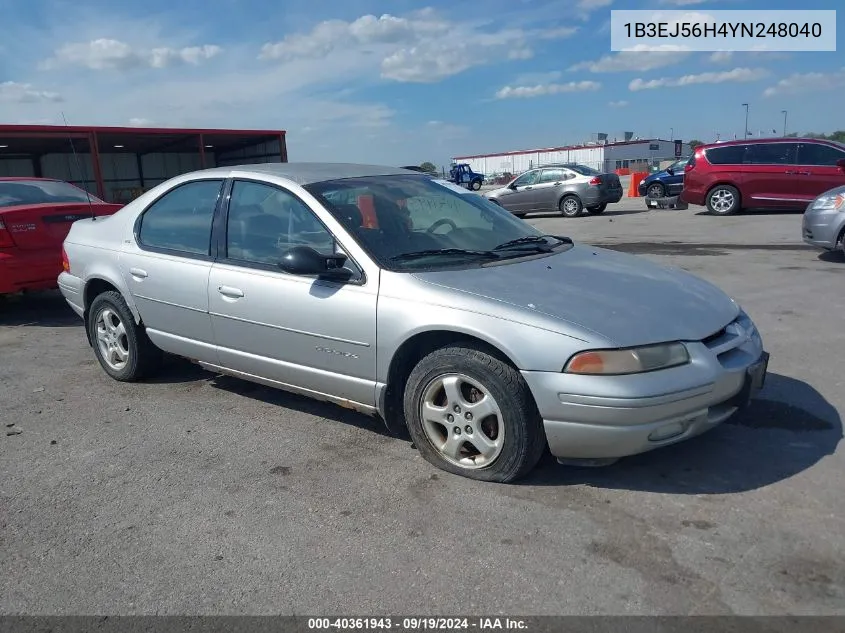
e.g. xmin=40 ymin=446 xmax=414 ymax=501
xmin=457 ymin=146 xmax=607 ymax=176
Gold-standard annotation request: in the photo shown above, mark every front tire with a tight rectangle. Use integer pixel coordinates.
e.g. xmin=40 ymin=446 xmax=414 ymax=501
xmin=88 ymin=290 xmax=162 ymax=382
xmin=646 ymin=182 xmax=665 ymax=198
xmin=706 ymin=184 xmax=741 ymax=216
xmin=403 ymin=344 xmax=546 ymax=483
xmin=559 ymin=195 xmax=583 ymax=218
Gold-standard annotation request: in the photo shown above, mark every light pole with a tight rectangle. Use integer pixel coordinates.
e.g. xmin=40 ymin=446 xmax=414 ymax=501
xmin=742 ymin=103 xmax=749 ymax=138
xmin=782 ymin=110 xmax=788 ymax=136
xmin=670 ymin=127 xmax=674 ymax=141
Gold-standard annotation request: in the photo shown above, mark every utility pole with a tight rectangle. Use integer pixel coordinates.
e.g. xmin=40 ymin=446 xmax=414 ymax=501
xmin=742 ymin=103 xmax=749 ymax=138
xmin=782 ymin=110 xmax=788 ymax=136
xmin=670 ymin=127 xmax=674 ymax=141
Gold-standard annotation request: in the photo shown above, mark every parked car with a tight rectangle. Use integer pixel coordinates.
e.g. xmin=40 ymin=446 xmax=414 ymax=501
xmin=58 ymin=163 xmax=768 ymax=483
xmin=681 ymin=138 xmax=845 ymax=215
xmin=484 ymin=163 xmax=624 ymax=218
xmin=638 ymin=158 xmax=689 ymax=198
xmin=802 ymin=184 xmax=845 ymax=256
xmin=0 ymin=177 xmax=121 ymax=295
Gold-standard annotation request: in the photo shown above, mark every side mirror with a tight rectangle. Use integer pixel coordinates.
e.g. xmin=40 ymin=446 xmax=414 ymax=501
xmin=666 ymin=167 xmax=675 ymax=175
xmin=837 ymin=158 xmax=845 ymax=172
xmin=278 ymin=245 xmax=351 ymax=280
xmin=507 ymin=182 xmax=518 ymax=190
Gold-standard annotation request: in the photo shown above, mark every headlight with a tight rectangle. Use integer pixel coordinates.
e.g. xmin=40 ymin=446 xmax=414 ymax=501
xmin=810 ymin=192 xmax=845 ymax=211
xmin=564 ymin=342 xmax=690 ymax=375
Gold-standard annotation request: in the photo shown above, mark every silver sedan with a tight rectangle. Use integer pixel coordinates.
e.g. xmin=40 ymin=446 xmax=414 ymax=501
xmin=58 ymin=163 xmax=769 ymax=482
xmin=802 ymin=184 xmax=845 ymax=256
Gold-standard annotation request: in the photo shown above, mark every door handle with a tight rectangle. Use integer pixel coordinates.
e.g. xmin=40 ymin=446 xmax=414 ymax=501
xmin=129 ymin=268 xmax=148 ymax=279
xmin=798 ymin=171 xmax=812 ymax=176
xmin=218 ymin=285 xmax=244 ymax=299
xmin=784 ymin=170 xmax=795 ymax=174
xmin=524 ymin=186 xmax=533 ymax=190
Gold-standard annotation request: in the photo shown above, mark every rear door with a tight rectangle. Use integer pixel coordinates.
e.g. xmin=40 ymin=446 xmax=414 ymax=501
xmin=532 ymin=168 xmax=567 ymax=211
xmin=118 ymin=178 xmax=224 ymax=364
xmin=740 ymin=142 xmax=799 ymax=208
xmin=794 ymin=142 xmax=845 ymax=202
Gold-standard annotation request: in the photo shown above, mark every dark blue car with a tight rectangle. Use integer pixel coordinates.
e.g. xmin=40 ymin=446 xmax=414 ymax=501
xmin=638 ymin=158 xmax=689 ymax=198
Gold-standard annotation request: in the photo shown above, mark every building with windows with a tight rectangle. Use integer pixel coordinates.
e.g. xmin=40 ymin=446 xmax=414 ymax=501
xmin=0 ymin=124 xmax=287 ymax=204
xmin=452 ymin=139 xmax=684 ymax=177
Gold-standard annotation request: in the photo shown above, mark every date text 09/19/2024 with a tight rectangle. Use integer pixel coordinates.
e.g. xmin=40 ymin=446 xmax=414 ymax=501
xmin=307 ymin=618 xmax=529 ymax=630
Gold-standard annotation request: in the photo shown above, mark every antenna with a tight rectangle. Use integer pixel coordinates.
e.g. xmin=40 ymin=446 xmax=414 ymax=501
xmin=61 ymin=112 xmax=96 ymax=222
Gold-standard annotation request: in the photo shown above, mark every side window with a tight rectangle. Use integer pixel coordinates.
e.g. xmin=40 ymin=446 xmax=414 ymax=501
xmin=744 ymin=143 xmax=795 ymax=165
xmin=512 ymin=171 xmax=539 ymax=187
xmin=797 ymin=143 xmax=845 ymax=166
xmin=138 ymin=180 xmax=222 ymax=255
xmin=538 ymin=168 xmax=565 ymax=184
xmin=705 ymin=145 xmax=747 ymax=165
xmin=226 ymin=180 xmax=335 ymax=265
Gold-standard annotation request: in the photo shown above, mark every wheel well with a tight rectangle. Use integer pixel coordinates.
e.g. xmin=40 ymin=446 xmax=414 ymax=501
xmin=82 ymin=278 xmax=120 ymax=345
xmin=382 ymin=331 xmax=517 ymax=434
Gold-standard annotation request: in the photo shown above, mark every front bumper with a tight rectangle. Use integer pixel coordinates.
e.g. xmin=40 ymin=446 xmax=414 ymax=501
xmin=521 ymin=315 xmax=767 ymax=460
xmin=802 ymin=208 xmax=845 ymax=250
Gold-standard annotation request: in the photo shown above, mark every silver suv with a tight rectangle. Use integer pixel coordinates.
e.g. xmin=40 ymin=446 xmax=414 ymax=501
xmin=484 ymin=163 xmax=624 ymax=218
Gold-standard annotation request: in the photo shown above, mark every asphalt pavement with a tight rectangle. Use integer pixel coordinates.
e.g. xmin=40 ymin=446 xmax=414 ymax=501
xmin=1 ymin=199 xmax=843 ymax=615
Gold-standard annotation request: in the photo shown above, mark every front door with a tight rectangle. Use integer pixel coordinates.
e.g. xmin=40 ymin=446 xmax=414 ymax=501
xmin=119 ymin=178 xmax=224 ymax=363
xmin=795 ymin=142 xmax=845 ymax=204
xmin=207 ymin=179 xmax=378 ymax=408
xmin=498 ymin=170 xmax=539 ymax=213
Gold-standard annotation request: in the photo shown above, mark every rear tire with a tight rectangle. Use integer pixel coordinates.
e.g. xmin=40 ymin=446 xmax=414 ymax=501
xmin=586 ymin=203 xmax=607 ymax=215
xmin=88 ymin=290 xmax=162 ymax=382
xmin=706 ymin=185 xmax=741 ymax=216
xmin=403 ymin=344 xmax=546 ymax=483
xmin=470 ymin=180 xmax=482 ymax=191
xmin=559 ymin=195 xmax=583 ymax=218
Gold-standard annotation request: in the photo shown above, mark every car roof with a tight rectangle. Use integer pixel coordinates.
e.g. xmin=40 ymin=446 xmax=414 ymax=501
xmin=0 ymin=177 xmax=59 ymax=182
xmin=190 ymin=162 xmax=418 ymax=186
xmin=700 ymin=137 xmax=842 ymax=149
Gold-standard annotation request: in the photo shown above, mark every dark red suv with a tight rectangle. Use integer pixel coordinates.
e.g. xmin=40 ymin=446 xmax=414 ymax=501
xmin=680 ymin=138 xmax=845 ymax=215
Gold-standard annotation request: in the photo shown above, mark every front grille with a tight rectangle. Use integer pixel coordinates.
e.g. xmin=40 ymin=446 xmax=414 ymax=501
xmin=700 ymin=317 xmax=754 ymax=364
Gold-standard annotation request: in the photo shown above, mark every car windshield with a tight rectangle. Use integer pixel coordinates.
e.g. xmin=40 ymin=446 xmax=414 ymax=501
xmin=669 ymin=159 xmax=689 ymax=171
xmin=0 ymin=180 xmax=102 ymax=208
xmin=564 ymin=164 xmax=601 ymax=176
xmin=306 ymin=175 xmax=568 ymax=271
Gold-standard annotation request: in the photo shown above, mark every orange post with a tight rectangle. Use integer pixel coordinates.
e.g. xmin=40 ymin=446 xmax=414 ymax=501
xmin=628 ymin=172 xmax=648 ymax=197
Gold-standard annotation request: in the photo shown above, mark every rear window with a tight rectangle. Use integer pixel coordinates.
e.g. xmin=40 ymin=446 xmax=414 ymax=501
xmin=0 ymin=180 xmax=102 ymax=208
xmin=704 ymin=145 xmax=747 ymax=165
xmin=564 ymin=164 xmax=601 ymax=176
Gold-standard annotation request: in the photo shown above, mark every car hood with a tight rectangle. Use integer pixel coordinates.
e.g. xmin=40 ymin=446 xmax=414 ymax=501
xmin=411 ymin=244 xmax=739 ymax=347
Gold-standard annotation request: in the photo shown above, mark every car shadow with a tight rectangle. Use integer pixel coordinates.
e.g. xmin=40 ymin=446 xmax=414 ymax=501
xmin=818 ymin=250 xmax=845 ymax=263
xmin=693 ymin=208 xmax=805 ymax=217
xmin=0 ymin=290 xmax=81 ymax=327
xmin=207 ymin=372 xmax=393 ymax=438
xmin=525 ymin=208 xmax=649 ymax=220
xmin=521 ymin=373 xmax=842 ymax=494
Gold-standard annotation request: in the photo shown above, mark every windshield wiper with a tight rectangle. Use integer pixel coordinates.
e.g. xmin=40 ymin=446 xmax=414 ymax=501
xmin=493 ymin=234 xmax=572 ymax=251
xmin=390 ymin=248 xmax=500 ymax=262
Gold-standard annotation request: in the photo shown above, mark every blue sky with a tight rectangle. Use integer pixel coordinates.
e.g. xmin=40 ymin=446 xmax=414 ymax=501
xmin=0 ymin=0 xmax=842 ymax=167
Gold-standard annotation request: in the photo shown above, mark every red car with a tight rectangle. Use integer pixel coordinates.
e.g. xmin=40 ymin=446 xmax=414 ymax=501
xmin=681 ymin=137 xmax=845 ymax=215
xmin=0 ymin=178 xmax=122 ymax=295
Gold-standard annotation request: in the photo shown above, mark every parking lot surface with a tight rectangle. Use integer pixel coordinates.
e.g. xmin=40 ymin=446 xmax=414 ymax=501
xmin=2 ymin=199 xmax=843 ymax=615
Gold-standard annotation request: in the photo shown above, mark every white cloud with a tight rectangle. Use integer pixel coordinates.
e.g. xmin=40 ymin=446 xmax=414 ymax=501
xmin=578 ymin=0 xmax=613 ymax=10
xmin=127 ymin=117 xmax=154 ymax=127
xmin=709 ymin=51 xmax=733 ymax=64
xmin=629 ymin=67 xmax=769 ymax=91
xmin=763 ymin=68 xmax=845 ymax=97
xmin=40 ymin=39 xmax=222 ymax=71
xmin=0 ymin=81 xmax=63 ymax=103
xmin=259 ymin=10 xmax=576 ymax=83
xmin=570 ymin=51 xmax=688 ymax=73
xmin=608 ymin=100 xmax=629 ymax=107
xmin=659 ymin=0 xmax=708 ymax=5
xmin=495 ymin=81 xmax=601 ymax=99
